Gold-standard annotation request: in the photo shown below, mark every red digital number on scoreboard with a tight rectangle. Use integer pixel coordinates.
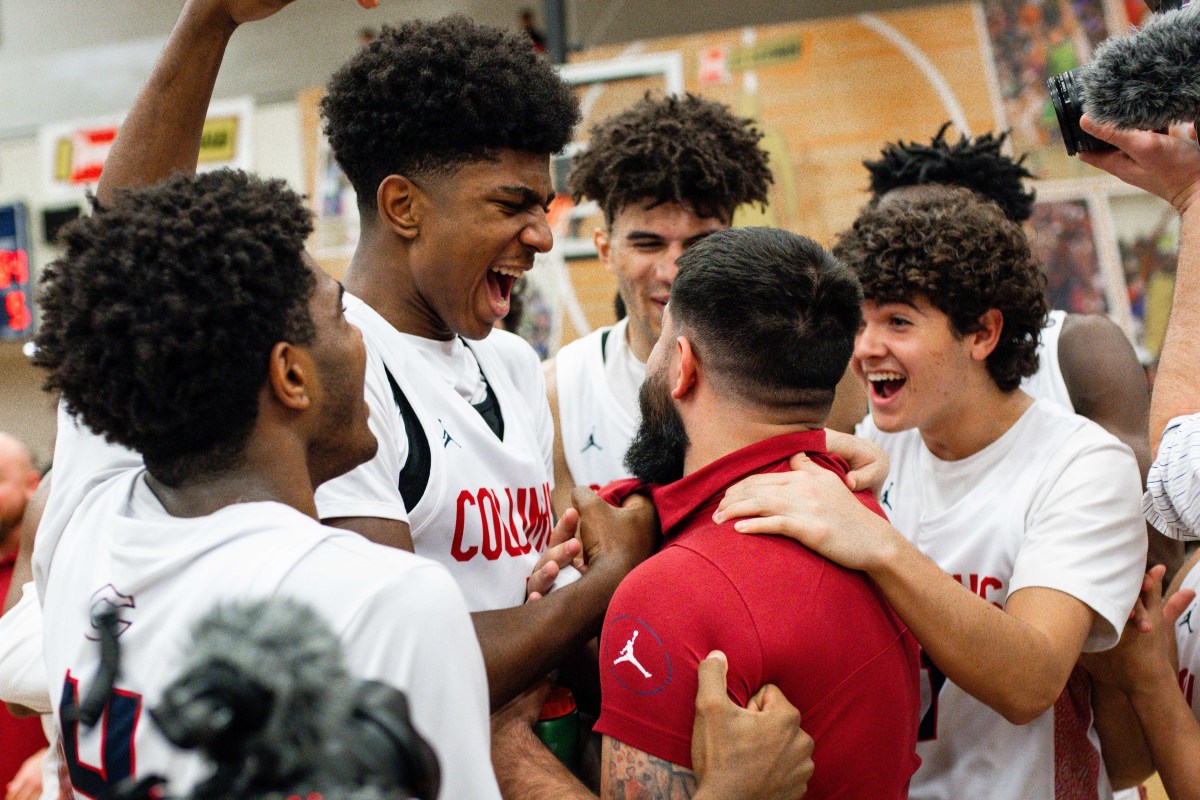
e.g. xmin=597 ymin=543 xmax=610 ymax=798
xmin=6 ymin=290 xmax=32 ymax=331
xmin=0 ymin=248 xmax=29 ymax=289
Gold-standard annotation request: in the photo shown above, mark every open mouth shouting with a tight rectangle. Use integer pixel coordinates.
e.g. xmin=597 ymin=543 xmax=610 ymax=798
xmin=867 ymin=370 xmax=907 ymax=404
xmin=486 ymin=265 xmax=525 ymax=318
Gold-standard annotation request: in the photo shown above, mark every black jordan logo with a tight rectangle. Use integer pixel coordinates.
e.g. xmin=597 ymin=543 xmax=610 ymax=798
xmin=581 ymin=428 xmax=603 ymax=453
xmin=881 ymin=483 xmax=893 ymax=511
xmin=439 ymin=419 xmax=461 ymax=449
xmin=1181 ymin=607 xmax=1195 ymax=635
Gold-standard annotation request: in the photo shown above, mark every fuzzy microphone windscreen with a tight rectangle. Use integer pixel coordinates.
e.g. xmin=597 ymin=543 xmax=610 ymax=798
xmin=1082 ymin=3 xmax=1200 ymax=131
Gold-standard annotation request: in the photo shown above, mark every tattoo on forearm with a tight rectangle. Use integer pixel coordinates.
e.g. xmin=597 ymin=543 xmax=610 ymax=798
xmin=604 ymin=739 xmax=698 ymax=800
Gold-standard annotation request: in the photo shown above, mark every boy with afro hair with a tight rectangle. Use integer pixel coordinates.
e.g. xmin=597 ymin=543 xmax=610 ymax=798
xmin=544 ymin=92 xmax=773 ymax=513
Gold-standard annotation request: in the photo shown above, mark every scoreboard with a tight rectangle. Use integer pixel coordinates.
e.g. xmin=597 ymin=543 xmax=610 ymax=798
xmin=0 ymin=204 xmax=34 ymax=340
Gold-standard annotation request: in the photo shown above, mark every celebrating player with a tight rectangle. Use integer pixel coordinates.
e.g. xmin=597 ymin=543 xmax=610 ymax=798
xmin=31 ymin=170 xmax=499 ymax=799
xmin=828 ymin=124 xmax=1181 ymax=577
xmin=716 ymin=187 xmax=1147 ymax=799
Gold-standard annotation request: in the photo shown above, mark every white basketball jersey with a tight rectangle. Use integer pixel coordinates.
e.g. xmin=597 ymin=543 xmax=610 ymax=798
xmin=38 ymin=468 xmax=497 ymax=800
xmin=1022 ymin=310 xmax=1074 ymax=412
xmin=316 ymin=294 xmax=553 ymax=612
xmin=863 ymin=401 xmax=1146 ymax=800
xmin=1175 ymin=565 xmax=1200 ymax=721
xmin=555 ymin=319 xmax=642 ymax=490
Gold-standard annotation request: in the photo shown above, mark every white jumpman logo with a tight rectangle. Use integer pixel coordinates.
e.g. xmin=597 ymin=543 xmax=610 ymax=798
xmin=613 ymin=630 xmax=652 ymax=678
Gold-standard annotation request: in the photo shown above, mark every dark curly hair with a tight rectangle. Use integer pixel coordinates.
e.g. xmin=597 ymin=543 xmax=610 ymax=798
xmin=34 ymin=170 xmax=316 ymax=486
xmin=833 ymin=186 xmax=1047 ymax=391
xmin=864 ymin=122 xmax=1036 ymax=223
xmin=567 ymin=93 xmax=773 ymax=225
xmin=321 ymin=14 xmax=579 ymax=210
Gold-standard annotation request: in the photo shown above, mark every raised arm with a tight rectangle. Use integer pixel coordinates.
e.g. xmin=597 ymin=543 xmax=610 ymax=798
xmin=1078 ymin=117 xmax=1200 ymax=452
xmin=96 ymin=0 xmax=376 ymax=208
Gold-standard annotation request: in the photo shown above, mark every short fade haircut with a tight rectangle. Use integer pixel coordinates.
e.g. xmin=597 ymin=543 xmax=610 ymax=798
xmin=568 ymin=93 xmax=773 ymax=225
xmin=864 ymin=122 xmax=1037 ymax=223
xmin=34 ymin=170 xmax=316 ymax=486
xmin=671 ymin=227 xmax=862 ymax=409
xmin=321 ymin=14 xmax=580 ymax=210
xmin=834 ymin=186 xmax=1048 ymax=391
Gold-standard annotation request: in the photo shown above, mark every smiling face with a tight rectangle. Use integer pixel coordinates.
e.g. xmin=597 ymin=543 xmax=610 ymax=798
xmin=304 ymin=263 xmax=377 ymax=487
xmin=408 ymin=150 xmax=554 ymax=340
xmin=598 ymin=200 xmax=726 ymax=362
xmin=854 ymin=297 xmax=981 ymax=437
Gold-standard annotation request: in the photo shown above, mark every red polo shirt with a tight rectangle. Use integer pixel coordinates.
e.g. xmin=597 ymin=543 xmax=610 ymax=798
xmin=595 ymin=430 xmax=920 ymax=799
xmin=0 ymin=548 xmax=48 ymax=789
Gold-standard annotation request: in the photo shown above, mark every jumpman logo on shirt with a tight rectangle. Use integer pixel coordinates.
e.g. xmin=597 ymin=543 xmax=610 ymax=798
xmin=581 ymin=427 xmax=603 ymax=453
xmin=439 ymin=419 xmax=460 ymax=449
xmin=613 ymin=630 xmax=651 ymax=678
xmin=881 ymin=482 xmax=893 ymax=511
xmin=1181 ymin=607 xmax=1196 ymax=635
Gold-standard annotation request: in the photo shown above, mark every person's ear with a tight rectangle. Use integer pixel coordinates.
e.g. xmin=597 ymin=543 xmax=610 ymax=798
xmin=377 ymin=175 xmax=422 ymax=241
xmin=670 ymin=336 xmax=699 ymax=399
xmin=969 ymin=309 xmax=1005 ymax=361
xmin=266 ymin=342 xmax=314 ymax=411
xmin=595 ymin=227 xmax=613 ymax=273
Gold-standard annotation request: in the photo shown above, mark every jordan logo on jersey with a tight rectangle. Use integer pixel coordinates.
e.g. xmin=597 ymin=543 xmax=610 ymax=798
xmin=581 ymin=428 xmax=603 ymax=453
xmin=85 ymin=584 xmax=134 ymax=641
xmin=613 ymin=630 xmax=652 ymax=678
xmin=439 ymin=418 xmax=461 ymax=449
xmin=1181 ymin=607 xmax=1196 ymax=635
xmin=880 ymin=482 xmax=894 ymax=510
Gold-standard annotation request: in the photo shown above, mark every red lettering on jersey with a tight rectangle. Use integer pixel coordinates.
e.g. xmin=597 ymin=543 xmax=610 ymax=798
xmin=451 ymin=490 xmax=479 ymax=561
xmin=478 ymin=489 xmax=504 ymax=560
xmin=952 ymin=573 xmax=1004 ymax=608
xmin=1181 ymin=669 xmax=1195 ymax=707
xmin=503 ymin=488 xmax=531 ymax=556
xmin=525 ymin=485 xmax=548 ymax=553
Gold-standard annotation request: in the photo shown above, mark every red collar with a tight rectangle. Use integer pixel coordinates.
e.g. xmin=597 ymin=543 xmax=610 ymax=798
xmin=600 ymin=430 xmax=836 ymax=536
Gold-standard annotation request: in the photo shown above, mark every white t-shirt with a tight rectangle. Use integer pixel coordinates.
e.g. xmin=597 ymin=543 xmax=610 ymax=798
xmin=34 ymin=415 xmax=499 ymax=800
xmin=316 ymin=295 xmax=554 ymax=612
xmin=860 ymin=400 xmax=1146 ymax=800
xmin=1174 ymin=564 xmax=1200 ymax=721
xmin=554 ymin=318 xmax=644 ymax=490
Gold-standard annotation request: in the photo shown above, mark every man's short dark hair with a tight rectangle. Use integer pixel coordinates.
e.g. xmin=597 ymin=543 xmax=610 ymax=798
xmin=34 ymin=170 xmax=316 ymax=486
xmin=321 ymin=14 xmax=580 ymax=210
xmin=864 ymin=123 xmax=1036 ymax=223
xmin=568 ymin=93 xmax=773 ymax=225
xmin=834 ymin=186 xmax=1047 ymax=391
xmin=671 ymin=227 xmax=861 ymax=409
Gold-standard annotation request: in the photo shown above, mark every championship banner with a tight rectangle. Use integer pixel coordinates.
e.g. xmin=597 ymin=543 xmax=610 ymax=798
xmin=38 ymin=97 xmax=255 ymax=203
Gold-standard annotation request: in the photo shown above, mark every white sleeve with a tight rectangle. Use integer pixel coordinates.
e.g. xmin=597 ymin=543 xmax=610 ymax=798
xmin=303 ymin=555 xmax=499 ymax=800
xmin=48 ymin=402 xmax=142 ymax=507
xmin=1144 ymin=413 xmax=1200 ymax=541
xmin=528 ymin=354 xmax=555 ymax=485
xmin=1010 ymin=433 xmax=1147 ymax=652
xmin=315 ymin=353 xmax=410 ymax=524
xmin=0 ymin=583 xmax=52 ymax=714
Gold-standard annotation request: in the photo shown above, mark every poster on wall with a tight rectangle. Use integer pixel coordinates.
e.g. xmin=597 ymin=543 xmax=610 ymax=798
xmin=978 ymin=0 xmax=1122 ymax=178
xmin=1027 ymin=199 xmax=1109 ymax=316
xmin=38 ymin=98 xmax=255 ymax=203
xmin=1112 ymin=195 xmax=1179 ymax=363
xmin=0 ymin=203 xmax=34 ymax=341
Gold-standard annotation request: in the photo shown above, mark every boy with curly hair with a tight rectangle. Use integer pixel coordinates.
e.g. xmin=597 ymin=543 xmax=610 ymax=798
xmin=544 ymin=93 xmax=773 ymax=512
xmin=715 ymin=187 xmax=1148 ymax=800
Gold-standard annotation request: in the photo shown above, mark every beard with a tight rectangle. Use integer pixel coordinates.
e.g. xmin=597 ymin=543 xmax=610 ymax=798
xmin=624 ymin=364 xmax=689 ymax=486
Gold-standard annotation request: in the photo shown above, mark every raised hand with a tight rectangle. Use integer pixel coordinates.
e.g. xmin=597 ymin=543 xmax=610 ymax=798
xmin=572 ymin=486 xmax=658 ymax=577
xmin=526 ymin=509 xmax=583 ymax=601
xmin=1080 ymin=115 xmax=1200 ymax=214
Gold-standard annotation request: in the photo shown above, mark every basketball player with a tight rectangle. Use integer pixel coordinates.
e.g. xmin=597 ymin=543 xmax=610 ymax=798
xmin=31 ymin=170 xmax=499 ymax=799
xmin=545 ymin=93 xmax=771 ymax=511
xmin=830 ymin=125 xmax=1183 ymax=580
xmin=715 ymin=188 xmax=1147 ymax=799
xmin=546 ymin=93 xmax=885 ymax=513
xmin=97 ymin=0 xmax=654 ymax=712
